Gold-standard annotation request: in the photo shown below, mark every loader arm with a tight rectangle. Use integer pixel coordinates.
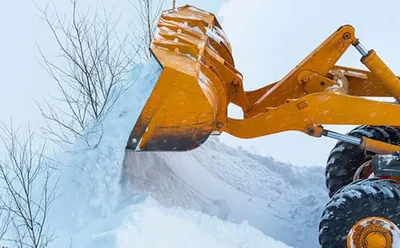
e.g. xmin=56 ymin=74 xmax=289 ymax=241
xmin=224 ymin=24 xmax=400 ymax=152
xmin=128 ymin=5 xmax=400 ymax=154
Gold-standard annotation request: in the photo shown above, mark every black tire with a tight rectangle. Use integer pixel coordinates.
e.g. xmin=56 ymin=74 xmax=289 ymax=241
xmin=319 ymin=178 xmax=400 ymax=248
xmin=325 ymin=125 xmax=400 ymax=197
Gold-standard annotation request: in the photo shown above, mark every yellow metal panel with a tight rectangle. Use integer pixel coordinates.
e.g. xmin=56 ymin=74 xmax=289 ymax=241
xmin=246 ymin=25 xmax=356 ymax=116
xmin=334 ymin=66 xmax=392 ymax=97
xmin=139 ymin=67 xmax=218 ymax=150
xmin=128 ymin=5 xmax=237 ymax=151
xmin=224 ymin=92 xmax=400 ymax=138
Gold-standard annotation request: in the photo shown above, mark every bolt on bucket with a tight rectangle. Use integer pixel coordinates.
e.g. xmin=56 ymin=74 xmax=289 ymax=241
xmin=126 ymin=5 xmax=241 ymax=151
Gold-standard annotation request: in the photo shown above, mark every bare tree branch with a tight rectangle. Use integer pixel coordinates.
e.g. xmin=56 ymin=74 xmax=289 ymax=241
xmin=0 ymin=120 xmax=59 ymax=248
xmin=130 ymin=0 xmax=166 ymax=59
xmin=35 ymin=0 xmax=139 ymax=148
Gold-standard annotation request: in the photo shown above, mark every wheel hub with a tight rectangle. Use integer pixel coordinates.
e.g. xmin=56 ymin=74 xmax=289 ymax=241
xmin=353 ymin=160 xmax=373 ymax=181
xmin=347 ymin=217 xmax=400 ymax=248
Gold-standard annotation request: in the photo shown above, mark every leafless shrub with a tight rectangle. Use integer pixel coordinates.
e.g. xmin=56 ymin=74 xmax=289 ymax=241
xmin=36 ymin=0 xmax=139 ymax=148
xmin=0 ymin=199 xmax=11 ymax=242
xmin=130 ymin=0 xmax=166 ymax=59
xmin=0 ymin=122 xmax=59 ymax=248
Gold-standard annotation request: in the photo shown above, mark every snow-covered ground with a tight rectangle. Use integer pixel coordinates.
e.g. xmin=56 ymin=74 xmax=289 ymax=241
xmin=123 ymin=138 xmax=327 ymax=247
xmin=44 ymin=57 xmax=329 ymax=248
xmin=52 ymin=197 xmax=292 ymax=248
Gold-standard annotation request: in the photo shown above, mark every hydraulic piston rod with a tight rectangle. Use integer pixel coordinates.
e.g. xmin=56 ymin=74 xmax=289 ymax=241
xmin=322 ymin=129 xmax=400 ymax=154
xmin=353 ymin=40 xmax=400 ymax=102
xmin=322 ymin=129 xmax=361 ymax=145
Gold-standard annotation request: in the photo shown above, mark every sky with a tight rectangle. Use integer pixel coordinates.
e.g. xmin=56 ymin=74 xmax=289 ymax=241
xmin=1 ymin=0 xmax=400 ymax=166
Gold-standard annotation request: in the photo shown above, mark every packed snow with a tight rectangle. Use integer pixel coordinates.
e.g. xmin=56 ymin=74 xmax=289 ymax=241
xmin=38 ymin=57 xmax=329 ymax=248
xmin=123 ymin=138 xmax=327 ymax=247
xmin=52 ymin=198 xmax=292 ymax=248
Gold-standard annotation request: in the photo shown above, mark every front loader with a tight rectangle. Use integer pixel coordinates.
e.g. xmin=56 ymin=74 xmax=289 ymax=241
xmin=127 ymin=5 xmax=400 ymax=247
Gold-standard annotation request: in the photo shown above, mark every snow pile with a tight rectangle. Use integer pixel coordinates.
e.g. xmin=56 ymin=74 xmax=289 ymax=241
xmin=48 ymin=57 xmax=300 ymax=248
xmin=48 ymin=56 xmax=162 ymax=231
xmin=53 ymin=198 xmax=292 ymax=248
xmin=124 ymin=138 xmax=328 ymax=248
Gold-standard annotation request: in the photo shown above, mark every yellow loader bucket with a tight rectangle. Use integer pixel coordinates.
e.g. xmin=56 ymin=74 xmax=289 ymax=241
xmin=126 ymin=5 xmax=241 ymax=151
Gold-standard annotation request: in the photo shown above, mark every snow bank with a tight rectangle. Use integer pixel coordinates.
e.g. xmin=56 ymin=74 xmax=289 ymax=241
xmin=47 ymin=58 xmax=298 ymax=248
xmin=124 ymin=138 xmax=327 ymax=248
xmin=48 ymin=57 xmax=163 ymax=231
xmin=53 ymin=198 xmax=292 ymax=248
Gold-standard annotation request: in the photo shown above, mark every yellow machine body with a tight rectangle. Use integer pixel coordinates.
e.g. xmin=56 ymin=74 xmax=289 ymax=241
xmin=127 ymin=5 xmax=400 ymax=155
